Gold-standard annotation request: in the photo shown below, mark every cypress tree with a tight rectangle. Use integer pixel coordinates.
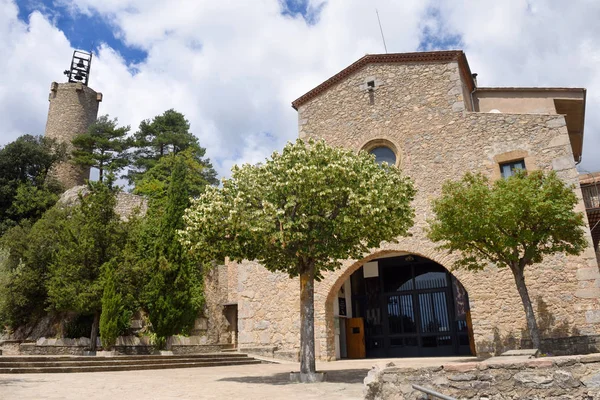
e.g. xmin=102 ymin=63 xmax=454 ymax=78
xmin=99 ymin=259 xmax=129 ymax=351
xmin=143 ymin=157 xmax=203 ymax=349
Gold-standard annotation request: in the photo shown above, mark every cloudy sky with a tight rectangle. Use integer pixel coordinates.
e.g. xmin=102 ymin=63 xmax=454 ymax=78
xmin=2 ymin=0 xmax=600 ymax=178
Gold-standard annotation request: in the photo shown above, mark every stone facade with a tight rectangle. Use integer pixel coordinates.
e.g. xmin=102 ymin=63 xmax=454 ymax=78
xmin=203 ymin=265 xmax=235 ymax=345
xmin=226 ymin=51 xmax=600 ymax=361
xmin=363 ymin=354 xmax=600 ymax=399
xmin=58 ymin=185 xmax=147 ymax=220
xmin=45 ymin=82 xmax=102 ymax=189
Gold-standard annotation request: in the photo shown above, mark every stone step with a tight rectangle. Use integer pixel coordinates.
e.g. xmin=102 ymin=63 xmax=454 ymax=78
xmin=0 ymin=359 xmax=262 ymax=374
xmin=0 ymin=355 xmax=253 ymax=368
xmin=0 ymin=352 xmax=248 ymax=363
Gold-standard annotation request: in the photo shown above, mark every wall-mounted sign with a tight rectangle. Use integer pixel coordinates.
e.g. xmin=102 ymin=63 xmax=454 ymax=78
xmin=338 ymin=297 xmax=347 ymax=316
xmin=363 ymin=261 xmax=379 ymax=278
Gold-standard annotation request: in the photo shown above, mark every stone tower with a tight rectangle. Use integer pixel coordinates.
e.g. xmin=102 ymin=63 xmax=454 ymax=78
xmin=45 ymin=50 xmax=102 ymax=189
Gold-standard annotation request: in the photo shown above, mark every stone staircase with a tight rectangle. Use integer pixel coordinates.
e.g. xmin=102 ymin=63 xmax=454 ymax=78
xmin=0 ymin=352 xmax=262 ymax=373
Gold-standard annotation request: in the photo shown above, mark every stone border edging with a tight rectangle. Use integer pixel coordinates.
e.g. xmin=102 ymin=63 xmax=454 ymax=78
xmin=364 ymin=354 xmax=600 ymax=399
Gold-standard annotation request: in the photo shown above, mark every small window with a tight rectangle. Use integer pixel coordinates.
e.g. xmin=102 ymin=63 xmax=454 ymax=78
xmin=370 ymin=146 xmax=396 ymax=165
xmin=367 ymin=80 xmax=375 ymax=89
xmin=500 ymin=160 xmax=525 ymax=178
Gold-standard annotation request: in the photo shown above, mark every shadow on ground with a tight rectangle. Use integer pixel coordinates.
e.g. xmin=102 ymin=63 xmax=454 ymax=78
xmin=218 ymin=368 xmax=370 ymax=386
xmin=0 ymin=378 xmax=44 ymax=386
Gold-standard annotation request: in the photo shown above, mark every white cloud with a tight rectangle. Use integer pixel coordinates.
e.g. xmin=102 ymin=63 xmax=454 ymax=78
xmin=433 ymin=0 xmax=600 ymax=172
xmin=0 ymin=0 xmax=72 ymax=141
xmin=1 ymin=0 xmax=600 ymax=177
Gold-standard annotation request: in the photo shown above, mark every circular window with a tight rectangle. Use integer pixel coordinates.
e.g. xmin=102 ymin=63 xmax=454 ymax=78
xmin=370 ymin=146 xmax=396 ymax=165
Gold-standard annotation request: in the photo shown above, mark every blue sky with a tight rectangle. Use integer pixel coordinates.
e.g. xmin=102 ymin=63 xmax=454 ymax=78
xmin=17 ymin=0 xmax=148 ymax=64
xmin=3 ymin=0 xmax=600 ymax=177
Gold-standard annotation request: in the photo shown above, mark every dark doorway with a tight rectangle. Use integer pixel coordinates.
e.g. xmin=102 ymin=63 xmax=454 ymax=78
xmin=350 ymin=255 xmax=472 ymax=358
xmin=223 ymin=304 xmax=238 ymax=347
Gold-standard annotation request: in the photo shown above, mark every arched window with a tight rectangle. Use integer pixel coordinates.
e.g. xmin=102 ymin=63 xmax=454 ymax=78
xmin=370 ymin=146 xmax=396 ymax=165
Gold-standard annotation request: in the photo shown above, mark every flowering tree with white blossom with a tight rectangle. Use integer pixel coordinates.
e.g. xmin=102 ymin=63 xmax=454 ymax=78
xmin=180 ymin=139 xmax=415 ymax=381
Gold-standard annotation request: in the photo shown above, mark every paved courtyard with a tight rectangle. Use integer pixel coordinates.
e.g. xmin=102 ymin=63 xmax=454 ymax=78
xmin=0 ymin=356 xmax=473 ymax=400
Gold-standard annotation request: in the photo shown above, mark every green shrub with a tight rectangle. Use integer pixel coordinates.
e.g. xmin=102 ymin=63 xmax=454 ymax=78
xmin=99 ymin=260 xmax=131 ymax=350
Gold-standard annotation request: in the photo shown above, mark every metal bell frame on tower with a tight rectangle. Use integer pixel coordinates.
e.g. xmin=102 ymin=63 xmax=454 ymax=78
xmin=63 ymin=50 xmax=93 ymax=86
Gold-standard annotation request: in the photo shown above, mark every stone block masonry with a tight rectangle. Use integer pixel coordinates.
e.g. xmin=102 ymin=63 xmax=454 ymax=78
xmin=364 ymin=354 xmax=600 ymax=399
xmin=231 ymin=57 xmax=600 ymax=361
xmin=45 ymin=82 xmax=102 ymax=189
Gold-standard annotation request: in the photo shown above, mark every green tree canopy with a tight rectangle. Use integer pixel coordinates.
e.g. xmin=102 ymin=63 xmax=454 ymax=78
xmin=133 ymin=148 xmax=218 ymax=200
xmin=0 ymin=135 xmax=66 ymax=234
xmin=427 ymin=171 xmax=588 ymax=349
xmin=46 ymin=180 xmax=130 ymax=351
xmin=71 ymin=115 xmax=131 ymax=182
xmin=126 ymin=109 xmax=216 ymax=186
xmin=0 ymin=204 xmax=69 ymax=328
xmin=181 ymin=139 xmax=416 ymax=380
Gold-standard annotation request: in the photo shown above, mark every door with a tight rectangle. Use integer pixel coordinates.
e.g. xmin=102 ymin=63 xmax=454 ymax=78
xmin=345 ymin=318 xmax=366 ymax=359
xmin=416 ymin=290 xmax=455 ymax=357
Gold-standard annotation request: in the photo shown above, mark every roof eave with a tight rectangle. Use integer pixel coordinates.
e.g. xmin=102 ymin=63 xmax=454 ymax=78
xmin=292 ymin=50 xmax=474 ymax=110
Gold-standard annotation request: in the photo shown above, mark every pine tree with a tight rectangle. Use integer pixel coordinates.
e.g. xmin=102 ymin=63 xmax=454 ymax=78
xmin=72 ymin=115 xmax=131 ymax=182
xmin=126 ymin=109 xmax=217 ymax=187
xmin=133 ymin=148 xmax=217 ymax=199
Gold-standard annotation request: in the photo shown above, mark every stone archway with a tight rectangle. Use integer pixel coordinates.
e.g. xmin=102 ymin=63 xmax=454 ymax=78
xmin=319 ymin=249 xmax=474 ymax=360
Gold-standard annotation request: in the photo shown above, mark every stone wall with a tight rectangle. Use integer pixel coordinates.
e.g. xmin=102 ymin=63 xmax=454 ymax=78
xmin=363 ymin=354 xmax=600 ymax=399
xmin=59 ymin=185 xmax=147 ymax=220
xmin=3 ymin=335 xmax=225 ymax=356
xmin=45 ymin=82 xmax=102 ymax=189
xmin=204 ymin=265 xmax=234 ymax=345
xmin=0 ymin=340 xmax=30 ymax=355
xmin=232 ymin=59 xmax=600 ymax=361
xmin=170 ymin=344 xmax=233 ymax=355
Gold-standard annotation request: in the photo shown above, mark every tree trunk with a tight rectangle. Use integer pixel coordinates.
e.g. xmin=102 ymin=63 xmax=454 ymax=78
xmin=99 ymin=154 xmax=104 ymax=182
xmin=90 ymin=311 xmax=100 ymax=352
xmin=299 ymin=263 xmax=316 ymax=379
xmin=511 ymin=266 xmax=541 ymax=349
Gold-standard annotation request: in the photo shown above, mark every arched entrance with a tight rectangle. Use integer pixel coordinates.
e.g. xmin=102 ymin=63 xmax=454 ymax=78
xmin=333 ymin=253 xmax=474 ymax=359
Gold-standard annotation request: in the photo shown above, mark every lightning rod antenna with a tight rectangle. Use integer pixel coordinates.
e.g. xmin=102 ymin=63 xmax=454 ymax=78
xmin=376 ymin=9 xmax=388 ymax=54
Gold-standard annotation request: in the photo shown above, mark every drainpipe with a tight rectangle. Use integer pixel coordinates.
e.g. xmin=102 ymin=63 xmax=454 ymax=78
xmin=470 ymin=73 xmax=478 ymax=111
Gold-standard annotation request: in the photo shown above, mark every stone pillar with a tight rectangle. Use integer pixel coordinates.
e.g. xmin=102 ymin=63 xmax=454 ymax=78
xmin=45 ymin=82 xmax=102 ymax=189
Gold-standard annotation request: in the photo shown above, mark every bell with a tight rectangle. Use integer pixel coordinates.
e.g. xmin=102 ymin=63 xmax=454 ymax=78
xmin=77 ymin=60 xmax=85 ymax=68
xmin=74 ymin=74 xmax=84 ymax=81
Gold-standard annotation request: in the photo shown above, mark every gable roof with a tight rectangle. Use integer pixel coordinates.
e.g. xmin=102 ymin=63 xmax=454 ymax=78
xmin=291 ymin=50 xmax=475 ymax=110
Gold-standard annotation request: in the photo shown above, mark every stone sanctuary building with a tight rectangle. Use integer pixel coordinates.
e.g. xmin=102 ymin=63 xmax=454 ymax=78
xmin=207 ymin=50 xmax=600 ymax=362
xmin=26 ymin=49 xmax=600 ymax=361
